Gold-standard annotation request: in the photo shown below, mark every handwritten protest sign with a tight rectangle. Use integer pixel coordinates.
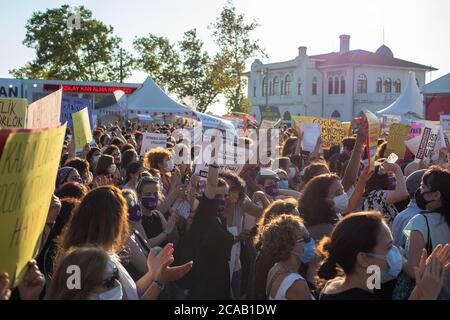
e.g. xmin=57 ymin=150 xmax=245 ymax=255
xmin=0 ymin=98 xmax=27 ymax=129
xmin=342 ymin=122 xmax=351 ymax=136
xmin=385 ymin=123 xmax=411 ymax=159
xmin=26 ymin=88 xmax=62 ymax=129
xmin=381 ymin=114 xmax=401 ymax=132
xmin=60 ymin=96 xmax=93 ymax=128
xmin=293 ymin=116 xmax=344 ymax=150
xmin=140 ymin=132 xmax=167 ymax=156
xmin=72 ymin=108 xmax=93 ymax=152
xmin=406 ymin=123 xmax=440 ymax=164
xmin=300 ymin=122 xmax=321 ymax=152
xmin=360 ymin=110 xmax=381 ymax=171
xmin=259 ymin=119 xmax=275 ymax=130
xmin=0 ymin=124 xmax=67 ymax=286
xmin=440 ymin=114 xmax=450 ymax=132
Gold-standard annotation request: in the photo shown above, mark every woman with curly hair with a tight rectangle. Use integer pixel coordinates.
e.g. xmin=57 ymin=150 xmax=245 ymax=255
xmin=260 ymin=214 xmax=315 ymax=300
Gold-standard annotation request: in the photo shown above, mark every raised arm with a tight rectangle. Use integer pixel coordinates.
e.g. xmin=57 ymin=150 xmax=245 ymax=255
xmin=342 ymin=125 xmax=366 ymax=192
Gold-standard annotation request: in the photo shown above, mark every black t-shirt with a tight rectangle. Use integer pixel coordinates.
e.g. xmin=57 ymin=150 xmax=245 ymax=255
xmin=319 ymin=288 xmax=378 ymax=300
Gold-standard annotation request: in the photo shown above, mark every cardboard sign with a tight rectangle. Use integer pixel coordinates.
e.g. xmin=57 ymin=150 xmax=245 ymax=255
xmin=60 ymin=96 xmax=93 ymax=128
xmin=293 ymin=116 xmax=344 ymax=150
xmin=0 ymin=98 xmax=27 ymax=129
xmin=140 ymin=132 xmax=167 ymax=156
xmin=385 ymin=123 xmax=411 ymax=160
xmin=72 ymin=108 xmax=93 ymax=152
xmin=0 ymin=124 xmax=67 ymax=286
xmin=26 ymin=88 xmax=62 ymax=129
xmin=406 ymin=123 xmax=441 ymax=164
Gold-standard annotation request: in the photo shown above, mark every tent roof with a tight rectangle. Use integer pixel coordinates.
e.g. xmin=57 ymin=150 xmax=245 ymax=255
xmin=376 ymin=71 xmax=424 ymax=119
xmin=421 ymin=73 xmax=450 ymax=95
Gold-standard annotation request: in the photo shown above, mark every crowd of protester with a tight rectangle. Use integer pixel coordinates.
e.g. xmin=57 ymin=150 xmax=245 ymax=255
xmin=1 ymin=118 xmax=449 ymax=300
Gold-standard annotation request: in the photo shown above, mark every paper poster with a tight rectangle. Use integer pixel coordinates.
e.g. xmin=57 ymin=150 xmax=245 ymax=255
xmin=413 ymin=123 xmax=440 ymax=164
xmin=385 ymin=123 xmax=411 ymax=160
xmin=140 ymin=132 xmax=167 ymax=156
xmin=382 ymin=114 xmax=402 ymax=132
xmin=72 ymin=108 xmax=93 ymax=152
xmin=293 ymin=116 xmax=344 ymax=150
xmin=26 ymin=88 xmax=62 ymax=129
xmin=0 ymin=124 xmax=67 ymax=286
xmin=0 ymin=98 xmax=27 ymax=129
xmin=301 ymin=122 xmax=321 ymax=152
xmin=360 ymin=110 xmax=381 ymax=171
xmin=440 ymin=114 xmax=450 ymax=132
xmin=259 ymin=119 xmax=275 ymax=130
xmin=60 ymin=96 xmax=93 ymax=128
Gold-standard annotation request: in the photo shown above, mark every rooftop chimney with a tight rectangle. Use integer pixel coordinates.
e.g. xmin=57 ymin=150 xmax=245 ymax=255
xmin=298 ymin=46 xmax=307 ymax=57
xmin=339 ymin=35 xmax=350 ymax=54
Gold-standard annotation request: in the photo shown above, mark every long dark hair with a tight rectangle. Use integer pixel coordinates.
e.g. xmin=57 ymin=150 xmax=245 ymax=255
xmin=298 ymin=173 xmax=340 ymax=227
xmin=317 ymin=211 xmax=383 ymax=280
xmin=422 ymin=166 xmax=450 ymax=227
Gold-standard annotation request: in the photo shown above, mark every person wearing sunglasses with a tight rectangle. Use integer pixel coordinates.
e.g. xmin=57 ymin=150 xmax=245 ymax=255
xmin=260 ymin=214 xmax=315 ymax=300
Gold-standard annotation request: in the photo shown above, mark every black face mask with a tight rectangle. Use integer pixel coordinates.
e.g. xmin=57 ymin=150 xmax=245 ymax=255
xmin=415 ymin=188 xmax=432 ymax=210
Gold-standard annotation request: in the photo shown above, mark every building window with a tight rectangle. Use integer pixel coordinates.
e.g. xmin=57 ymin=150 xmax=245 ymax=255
xmin=357 ymin=74 xmax=367 ymax=93
xmin=269 ymin=80 xmax=272 ymax=96
xmin=394 ymin=79 xmax=401 ymax=93
xmin=284 ymin=75 xmax=291 ymax=96
xmin=384 ymin=78 xmax=392 ymax=93
xmin=273 ymin=77 xmax=280 ymax=96
xmin=334 ymin=76 xmax=339 ymax=94
xmin=297 ymin=80 xmax=302 ymax=95
xmin=331 ymin=110 xmax=341 ymax=119
xmin=376 ymin=77 xmax=382 ymax=93
xmin=253 ymin=85 xmax=256 ymax=97
xmin=328 ymin=77 xmax=333 ymax=95
xmin=416 ymin=78 xmax=420 ymax=87
xmin=340 ymin=76 xmax=345 ymax=94
xmin=312 ymin=77 xmax=318 ymax=95
xmin=262 ymin=77 xmax=267 ymax=96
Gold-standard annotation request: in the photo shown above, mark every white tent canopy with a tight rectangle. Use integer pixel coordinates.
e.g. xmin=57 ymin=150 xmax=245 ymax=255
xmin=421 ymin=73 xmax=450 ymax=95
xmin=376 ymin=71 xmax=424 ymax=120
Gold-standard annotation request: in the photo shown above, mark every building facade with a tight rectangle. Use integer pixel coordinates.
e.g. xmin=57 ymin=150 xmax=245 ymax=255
xmin=246 ymin=35 xmax=437 ymax=122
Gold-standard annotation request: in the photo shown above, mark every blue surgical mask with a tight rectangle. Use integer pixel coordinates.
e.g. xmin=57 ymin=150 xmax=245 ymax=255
xmin=297 ymin=238 xmax=316 ymax=264
xmin=278 ymin=180 xmax=289 ymax=190
xmin=96 ymin=283 xmax=123 ymax=300
xmin=369 ymin=246 xmax=403 ymax=283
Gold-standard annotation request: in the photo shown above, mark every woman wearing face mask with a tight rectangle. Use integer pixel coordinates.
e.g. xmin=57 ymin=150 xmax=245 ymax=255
xmin=318 ymin=211 xmax=450 ymax=300
xmin=274 ymin=169 xmax=289 ymax=190
xmin=56 ymin=167 xmax=83 ymax=188
xmin=144 ymin=147 xmax=175 ymax=196
xmin=402 ymin=166 xmax=450 ymax=300
xmin=86 ymin=147 xmax=102 ymax=174
xmin=362 ymin=161 xmax=409 ymax=225
xmin=298 ymin=174 xmax=348 ymax=241
xmin=47 ymin=246 xmax=124 ymax=300
xmin=55 ymin=186 xmax=192 ymax=300
xmin=93 ymin=155 xmax=116 ymax=187
xmin=136 ymin=176 xmax=180 ymax=248
xmin=260 ymin=215 xmax=316 ymax=300
xmin=122 ymin=161 xmax=145 ymax=191
xmin=65 ymin=158 xmax=92 ymax=187
xmin=104 ymin=145 xmax=122 ymax=182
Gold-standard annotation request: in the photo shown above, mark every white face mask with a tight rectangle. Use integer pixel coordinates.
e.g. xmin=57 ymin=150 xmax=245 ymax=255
xmin=288 ymin=167 xmax=296 ymax=180
xmin=108 ymin=164 xmax=117 ymax=175
xmin=96 ymin=283 xmax=123 ymax=300
xmin=165 ymin=159 xmax=174 ymax=172
xmin=332 ymin=192 xmax=349 ymax=213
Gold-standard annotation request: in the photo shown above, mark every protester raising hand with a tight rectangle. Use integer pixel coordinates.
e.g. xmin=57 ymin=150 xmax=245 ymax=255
xmin=18 ymin=260 xmax=45 ymax=300
xmin=410 ymin=244 xmax=450 ymax=300
xmin=341 ymin=124 xmax=367 ymax=192
xmin=0 ymin=273 xmax=11 ymax=300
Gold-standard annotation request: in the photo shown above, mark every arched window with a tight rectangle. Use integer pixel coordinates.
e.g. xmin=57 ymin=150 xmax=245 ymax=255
xmin=328 ymin=77 xmax=333 ymax=95
xmin=262 ymin=77 xmax=267 ymax=96
xmin=384 ymin=78 xmax=392 ymax=93
xmin=376 ymin=77 xmax=382 ymax=93
xmin=283 ymin=111 xmax=292 ymax=121
xmin=284 ymin=75 xmax=291 ymax=96
xmin=394 ymin=79 xmax=401 ymax=93
xmin=253 ymin=85 xmax=256 ymax=97
xmin=297 ymin=79 xmax=302 ymax=95
xmin=357 ymin=74 xmax=367 ymax=93
xmin=312 ymin=77 xmax=318 ymax=95
xmin=340 ymin=76 xmax=346 ymax=94
xmin=334 ymin=76 xmax=339 ymax=94
xmin=331 ymin=110 xmax=341 ymax=119
xmin=273 ymin=77 xmax=280 ymax=96
xmin=269 ymin=80 xmax=272 ymax=96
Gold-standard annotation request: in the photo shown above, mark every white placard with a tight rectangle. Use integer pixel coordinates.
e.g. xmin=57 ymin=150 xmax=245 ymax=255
xmin=140 ymin=132 xmax=167 ymax=156
xmin=301 ymin=122 xmax=321 ymax=152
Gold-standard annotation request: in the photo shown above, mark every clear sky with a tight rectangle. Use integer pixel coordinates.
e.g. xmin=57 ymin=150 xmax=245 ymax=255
xmin=1 ymin=0 xmax=449 ymax=114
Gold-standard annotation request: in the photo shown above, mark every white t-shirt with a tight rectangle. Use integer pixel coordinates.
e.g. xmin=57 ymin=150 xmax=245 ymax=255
xmin=111 ymin=255 xmax=139 ymax=300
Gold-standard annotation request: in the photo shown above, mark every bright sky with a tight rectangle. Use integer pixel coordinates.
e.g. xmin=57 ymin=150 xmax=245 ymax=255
xmin=1 ymin=0 xmax=449 ymax=114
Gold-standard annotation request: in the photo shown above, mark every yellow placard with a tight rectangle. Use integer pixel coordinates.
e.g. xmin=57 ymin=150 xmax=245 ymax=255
xmin=0 ymin=124 xmax=67 ymax=287
xmin=0 ymin=98 xmax=27 ymax=129
xmin=293 ymin=116 xmax=345 ymax=150
xmin=72 ymin=107 xmax=92 ymax=151
xmin=342 ymin=122 xmax=351 ymax=136
xmin=385 ymin=123 xmax=411 ymax=160
xmin=361 ymin=110 xmax=381 ymax=171
xmin=26 ymin=89 xmax=62 ymax=129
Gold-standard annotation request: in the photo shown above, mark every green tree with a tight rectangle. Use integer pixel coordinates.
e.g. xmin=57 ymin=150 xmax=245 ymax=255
xmin=10 ymin=5 xmax=132 ymax=82
xmin=211 ymin=0 xmax=266 ymax=113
